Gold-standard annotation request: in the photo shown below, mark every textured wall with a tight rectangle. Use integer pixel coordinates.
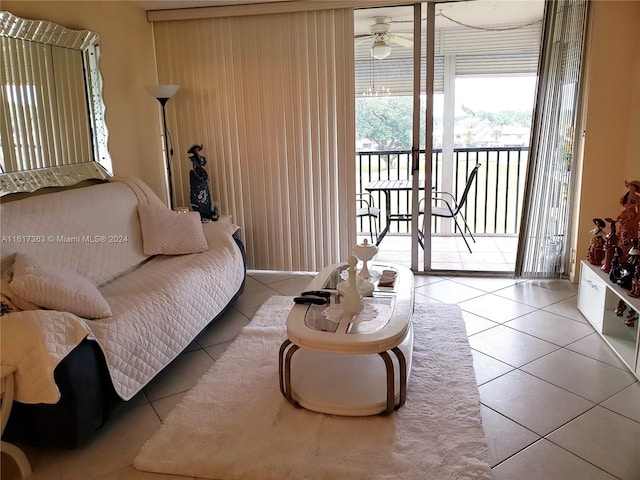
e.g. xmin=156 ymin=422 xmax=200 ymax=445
xmin=571 ymin=0 xmax=640 ymax=280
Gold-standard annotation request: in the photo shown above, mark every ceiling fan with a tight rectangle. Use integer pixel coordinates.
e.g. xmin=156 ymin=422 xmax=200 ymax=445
xmin=355 ymin=16 xmax=413 ymax=60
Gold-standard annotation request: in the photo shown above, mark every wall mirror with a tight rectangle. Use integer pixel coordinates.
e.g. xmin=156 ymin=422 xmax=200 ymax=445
xmin=0 ymin=11 xmax=111 ymax=196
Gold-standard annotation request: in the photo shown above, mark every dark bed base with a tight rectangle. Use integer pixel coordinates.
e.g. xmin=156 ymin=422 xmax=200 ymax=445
xmin=5 ymin=238 xmax=247 ymax=449
xmin=5 ymin=338 xmax=120 ymax=448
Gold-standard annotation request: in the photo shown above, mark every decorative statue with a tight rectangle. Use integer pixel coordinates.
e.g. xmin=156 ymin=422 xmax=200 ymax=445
xmin=624 ymin=309 xmax=637 ymax=327
xmin=629 ymin=265 xmax=640 ymax=299
xmin=616 ymin=180 xmax=640 ymax=265
xmin=601 ymin=218 xmax=618 ymax=274
xmin=610 ymin=246 xmax=633 ymax=289
xmin=340 ymin=256 xmax=364 ymax=322
xmin=629 ymin=241 xmax=640 ymax=298
xmin=628 ymin=239 xmax=640 ymax=269
xmin=587 ymin=218 xmax=606 ymax=266
xmin=353 ymin=238 xmax=377 ymax=279
xmin=187 ymin=144 xmax=216 ymax=221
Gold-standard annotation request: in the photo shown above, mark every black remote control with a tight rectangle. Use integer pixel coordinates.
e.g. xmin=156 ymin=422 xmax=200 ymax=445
xmin=293 ymin=295 xmax=329 ymax=305
xmin=301 ymin=290 xmax=332 ymax=298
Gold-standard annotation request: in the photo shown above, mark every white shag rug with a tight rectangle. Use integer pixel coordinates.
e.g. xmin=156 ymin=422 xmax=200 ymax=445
xmin=134 ymin=296 xmax=491 ymax=480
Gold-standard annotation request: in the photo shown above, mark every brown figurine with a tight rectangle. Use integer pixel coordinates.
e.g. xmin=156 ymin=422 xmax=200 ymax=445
xmin=617 ymin=180 xmax=640 ymax=265
xmin=587 ymin=218 xmax=606 ymax=266
xmin=601 ymin=218 xmax=618 ymax=274
xmin=629 ymin=265 xmax=640 ymax=299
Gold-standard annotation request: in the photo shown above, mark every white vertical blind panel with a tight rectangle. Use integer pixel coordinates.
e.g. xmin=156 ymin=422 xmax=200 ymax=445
xmin=1 ymin=38 xmax=21 ymax=171
xmin=0 ymin=37 xmax=90 ymax=172
xmin=34 ymin=43 xmax=55 ymax=169
xmin=517 ymin=0 xmax=587 ymax=277
xmin=17 ymin=40 xmax=52 ymax=170
xmin=153 ymin=9 xmax=355 ymax=271
xmin=51 ymin=47 xmax=91 ymax=166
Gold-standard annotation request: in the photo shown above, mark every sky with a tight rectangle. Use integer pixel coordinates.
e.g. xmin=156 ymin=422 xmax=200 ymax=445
xmin=432 ymin=76 xmax=538 ymax=116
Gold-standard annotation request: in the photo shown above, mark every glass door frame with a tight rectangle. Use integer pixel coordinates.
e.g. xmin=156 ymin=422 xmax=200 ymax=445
xmin=412 ymin=2 xmax=434 ymax=272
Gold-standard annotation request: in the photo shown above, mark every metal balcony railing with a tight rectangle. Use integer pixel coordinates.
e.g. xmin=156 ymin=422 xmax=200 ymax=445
xmin=356 ymin=147 xmax=529 ymax=236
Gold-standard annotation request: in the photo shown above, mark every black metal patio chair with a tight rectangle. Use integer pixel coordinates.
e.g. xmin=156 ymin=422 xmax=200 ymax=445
xmin=418 ymin=162 xmax=481 ymax=253
xmin=356 ymin=192 xmax=381 ymax=244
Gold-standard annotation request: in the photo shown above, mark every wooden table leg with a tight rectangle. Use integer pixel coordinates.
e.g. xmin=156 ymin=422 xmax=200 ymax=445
xmin=378 ymin=351 xmax=395 ymax=415
xmin=278 ymin=340 xmax=301 ymax=408
xmin=391 ymin=347 xmax=407 ymax=409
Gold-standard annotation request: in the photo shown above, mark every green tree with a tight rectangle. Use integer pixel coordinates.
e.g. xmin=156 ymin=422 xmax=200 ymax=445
xmin=475 ymin=109 xmax=532 ymax=128
xmin=357 ymin=100 xmax=531 ymax=151
xmin=356 ymin=97 xmax=413 ymax=151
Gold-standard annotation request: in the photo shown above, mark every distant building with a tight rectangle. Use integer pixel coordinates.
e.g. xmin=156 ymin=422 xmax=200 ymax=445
xmin=454 ymin=118 xmax=530 ymax=148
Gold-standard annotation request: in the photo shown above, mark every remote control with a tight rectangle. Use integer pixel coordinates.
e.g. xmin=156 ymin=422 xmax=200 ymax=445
xmin=293 ymin=296 xmax=329 ymax=306
xmin=301 ymin=290 xmax=332 ymax=298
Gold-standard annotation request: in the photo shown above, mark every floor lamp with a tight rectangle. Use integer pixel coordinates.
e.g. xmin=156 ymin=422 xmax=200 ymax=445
xmin=147 ymin=85 xmax=179 ymax=210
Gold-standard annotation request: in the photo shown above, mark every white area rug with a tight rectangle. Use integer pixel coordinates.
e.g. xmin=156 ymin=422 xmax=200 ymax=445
xmin=134 ymin=296 xmax=491 ymax=480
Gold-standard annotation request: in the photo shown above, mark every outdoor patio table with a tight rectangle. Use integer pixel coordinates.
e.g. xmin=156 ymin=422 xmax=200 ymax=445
xmin=365 ymin=179 xmax=426 ymax=246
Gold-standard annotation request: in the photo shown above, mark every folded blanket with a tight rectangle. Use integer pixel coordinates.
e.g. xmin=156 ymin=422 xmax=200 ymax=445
xmin=0 ymin=310 xmax=90 ymax=403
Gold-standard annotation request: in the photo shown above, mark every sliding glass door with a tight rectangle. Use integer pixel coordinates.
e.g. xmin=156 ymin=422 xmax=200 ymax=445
xmin=380 ymin=0 xmax=545 ymax=273
xmin=420 ymin=0 xmax=544 ymax=273
xmin=356 ymin=2 xmax=547 ymax=274
xmin=354 ymin=4 xmax=420 ymax=265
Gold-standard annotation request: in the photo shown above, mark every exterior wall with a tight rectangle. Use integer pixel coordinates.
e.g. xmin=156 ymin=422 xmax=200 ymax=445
xmin=571 ymin=0 xmax=640 ymax=281
xmin=3 ymin=1 xmax=168 ymax=204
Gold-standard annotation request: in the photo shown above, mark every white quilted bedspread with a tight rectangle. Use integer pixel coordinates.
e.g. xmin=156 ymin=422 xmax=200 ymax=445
xmin=1 ymin=310 xmax=92 ymax=403
xmin=1 ymin=221 xmax=245 ymax=403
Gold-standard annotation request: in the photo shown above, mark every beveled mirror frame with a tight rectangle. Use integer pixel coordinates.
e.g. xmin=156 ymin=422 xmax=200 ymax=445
xmin=0 ymin=11 xmax=111 ymax=196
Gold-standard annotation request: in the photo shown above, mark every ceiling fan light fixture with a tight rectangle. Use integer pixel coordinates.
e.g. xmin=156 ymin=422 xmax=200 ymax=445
xmin=370 ymin=39 xmax=391 ymax=60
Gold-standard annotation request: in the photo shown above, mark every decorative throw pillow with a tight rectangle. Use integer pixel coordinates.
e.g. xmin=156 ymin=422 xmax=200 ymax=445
xmin=1 ymin=269 xmax=40 ymax=313
xmin=9 ymin=253 xmax=112 ymax=319
xmin=138 ymin=204 xmax=209 ymax=256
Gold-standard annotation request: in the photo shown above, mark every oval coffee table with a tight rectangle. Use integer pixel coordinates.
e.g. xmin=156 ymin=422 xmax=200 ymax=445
xmin=278 ymin=262 xmax=414 ymax=416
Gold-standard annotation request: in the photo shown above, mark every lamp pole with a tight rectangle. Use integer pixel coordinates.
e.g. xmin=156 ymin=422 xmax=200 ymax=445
xmin=158 ymin=97 xmax=174 ymax=210
xmin=146 ymin=85 xmax=179 ymax=210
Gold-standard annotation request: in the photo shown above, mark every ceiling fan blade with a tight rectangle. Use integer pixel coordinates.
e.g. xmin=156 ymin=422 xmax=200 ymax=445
xmin=354 ymin=34 xmax=372 ymax=39
xmin=355 ymin=37 xmax=373 ymax=46
xmin=388 ymin=35 xmax=413 ymax=48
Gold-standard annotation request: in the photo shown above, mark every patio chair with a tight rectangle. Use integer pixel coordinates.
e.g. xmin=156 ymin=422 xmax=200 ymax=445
xmin=356 ymin=193 xmax=381 ymax=244
xmin=418 ymin=162 xmax=481 ymax=253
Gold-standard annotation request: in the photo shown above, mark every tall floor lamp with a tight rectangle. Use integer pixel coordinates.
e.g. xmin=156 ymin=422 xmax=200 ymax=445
xmin=147 ymin=85 xmax=179 ymax=210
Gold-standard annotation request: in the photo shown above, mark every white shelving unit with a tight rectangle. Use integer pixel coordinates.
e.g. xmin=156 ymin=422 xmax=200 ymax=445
xmin=578 ymin=260 xmax=640 ymax=380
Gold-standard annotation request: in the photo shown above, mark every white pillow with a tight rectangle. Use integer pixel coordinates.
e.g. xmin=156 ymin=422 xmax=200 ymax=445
xmin=9 ymin=254 xmax=112 ymax=319
xmin=138 ymin=204 xmax=209 ymax=256
xmin=1 ymin=269 xmax=40 ymax=312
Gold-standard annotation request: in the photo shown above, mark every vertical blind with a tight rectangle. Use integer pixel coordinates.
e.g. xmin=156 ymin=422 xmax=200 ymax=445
xmin=516 ymin=0 xmax=588 ymax=277
xmin=153 ymin=9 xmax=355 ymax=271
xmin=0 ymin=37 xmax=91 ymax=173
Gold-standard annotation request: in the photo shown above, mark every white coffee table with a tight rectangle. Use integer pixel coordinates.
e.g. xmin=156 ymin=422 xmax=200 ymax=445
xmin=278 ymin=262 xmax=414 ymax=416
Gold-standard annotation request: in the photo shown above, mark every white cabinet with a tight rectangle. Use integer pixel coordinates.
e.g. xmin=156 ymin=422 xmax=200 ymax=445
xmin=578 ymin=261 xmax=640 ymax=379
xmin=577 ymin=263 xmax=607 ymax=330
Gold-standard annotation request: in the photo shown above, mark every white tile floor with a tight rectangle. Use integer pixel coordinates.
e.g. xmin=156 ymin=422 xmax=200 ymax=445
xmin=2 ymin=271 xmax=639 ymax=480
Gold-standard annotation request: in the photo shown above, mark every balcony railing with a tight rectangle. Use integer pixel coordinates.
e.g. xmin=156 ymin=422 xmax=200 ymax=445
xmin=356 ymin=147 xmax=529 ymax=235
